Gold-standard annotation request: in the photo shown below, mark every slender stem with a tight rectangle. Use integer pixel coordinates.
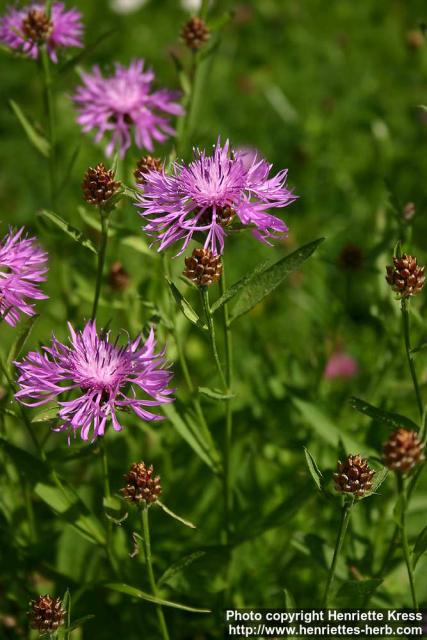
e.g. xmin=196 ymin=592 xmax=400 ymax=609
xmin=40 ymin=45 xmax=56 ymax=207
xmin=91 ymin=210 xmax=109 ymax=321
xmin=141 ymin=506 xmax=170 ymax=640
xmin=100 ymin=439 xmax=117 ymax=575
xmin=322 ymin=499 xmax=353 ymax=607
xmin=401 ymin=298 xmax=423 ymax=420
xmin=219 ymin=269 xmax=233 ymax=542
xmin=397 ymin=474 xmax=418 ymax=610
xmin=200 ymin=286 xmax=227 ymax=388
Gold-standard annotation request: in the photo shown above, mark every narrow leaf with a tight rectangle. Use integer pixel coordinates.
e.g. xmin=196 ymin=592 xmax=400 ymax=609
xmin=158 ymin=551 xmax=206 ymax=588
xmin=167 ymin=279 xmax=205 ymax=329
xmin=31 ymin=404 xmax=59 ymax=423
xmin=121 ymin=235 xmax=153 ymax=256
xmin=334 ymin=578 xmax=383 ymax=608
xmin=414 ymin=525 xmax=427 ymax=567
xmin=230 ymin=238 xmax=324 ymax=321
xmin=157 ymin=500 xmax=196 ymax=529
xmin=38 ymin=209 xmax=97 ymax=254
xmin=34 ymin=482 xmax=106 ymax=545
xmin=105 ymin=583 xmax=210 ymax=613
xmin=63 ymin=615 xmax=95 ymax=634
xmin=10 ymin=100 xmax=50 ymax=157
xmin=7 ymin=314 xmax=39 ymax=366
xmin=198 ymin=386 xmax=234 ymax=401
xmin=283 ymin=588 xmax=297 ymax=609
xmin=303 ymin=447 xmax=323 ymax=491
xmin=350 ymin=397 xmax=419 ymax=431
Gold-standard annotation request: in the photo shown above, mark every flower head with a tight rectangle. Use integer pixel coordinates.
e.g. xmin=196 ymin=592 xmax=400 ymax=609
xmin=28 ymin=595 xmax=66 ymax=634
xmin=383 ymin=428 xmax=425 ymax=474
xmin=0 ymin=2 xmax=83 ymax=62
xmin=334 ymin=454 xmax=375 ymax=498
xmin=324 ymin=350 xmax=358 ymax=380
xmin=121 ymin=461 xmax=162 ymax=505
xmin=0 ymin=227 xmax=48 ymax=327
xmin=73 ymin=60 xmax=183 ymax=159
xmin=386 ymin=254 xmax=425 ymax=298
xmin=15 ymin=321 xmax=174 ymax=442
xmin=136 ymin=139 xmax=296 ymax=255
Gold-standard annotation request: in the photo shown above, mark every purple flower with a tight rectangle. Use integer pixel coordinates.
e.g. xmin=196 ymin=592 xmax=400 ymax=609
xmin=0 ymin=227 xmax=48 ymax=327
xmin=0 ymin=3 xmax=83 ymax=63
xmin=136 ymin=139 xmax=297 ymax=255
xmin=73 ymin=60 xmax=183 ymax=159
xmin=15 ymin=322 xmax=174 ymax=442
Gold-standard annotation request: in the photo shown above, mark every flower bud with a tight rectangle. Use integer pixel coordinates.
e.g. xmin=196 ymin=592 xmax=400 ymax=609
xmin=134 ymin=155 xmax=162 ymax=185
xmin=183 ymin=247 xmax=222 ymax=287
xmin=82 ymin=163 xmax=121 ymax=206
xmin=386 ymin=255 xmax=425 ymax=298
xmin=334 ymin=454 xmax=375 ymax=497
xmin=121 ymin=462 xmax=162 ymax=505
xmin=181 ymin=16 xmax=210 ymax=50
xmin=28 ymin=595 xmax=66 ymax=635
xmin=383 ymin=428 xmax=424 ymax=474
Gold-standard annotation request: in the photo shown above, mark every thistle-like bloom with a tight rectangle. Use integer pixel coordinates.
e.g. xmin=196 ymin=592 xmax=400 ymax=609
xmin=73 ymin=60 xmax=183 ymax=158
xmin=0 ymin=3 xmax=83 ymax=62
xmin=15 ymin=322 xmax=174 ymax=442
xmin=0 ymin=227 xmax=48 ymax=327
xmin=136 ymin=139 xmax=296 ymax=255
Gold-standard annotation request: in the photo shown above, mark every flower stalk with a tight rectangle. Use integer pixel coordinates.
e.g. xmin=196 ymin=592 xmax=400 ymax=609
xmin=40 ymin=44 xmax=56 ymax=207
xmin=92 ymin=208 xmax=109 ymax=321
xmin=200 ymin=286 xmax=227 ymax=388
xmin=141 ymin=505 xmax=170 ymax=640
xmin=401 ymin=298 xmax=423 ymax=420
xmin=396 ymin=474 xmax=418 ymax=609
xmin=322 ymin=497 xmax=354 ymax=607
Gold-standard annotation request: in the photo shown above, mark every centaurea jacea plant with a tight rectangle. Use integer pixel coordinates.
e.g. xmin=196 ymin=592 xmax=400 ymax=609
xmin=14 ymin=321 xmax=174 ymax=442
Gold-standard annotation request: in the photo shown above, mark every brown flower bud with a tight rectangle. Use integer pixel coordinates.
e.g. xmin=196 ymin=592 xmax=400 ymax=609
xmin=386 ymin=255 xmax=425 ymax=298
xmin=199 ymin=206 xmax=236 ymax=228
xmin=22 ymin=9 xmax=53 ymax=44
xmin=181 ymin=16 xmax=210 ymax=50
xmin=28 ymin=595 xmax=66 ymax=635
xmin=108 ymin=261 xmax=130 ymax=292
xmin=407 ymin=30 xmax=424 ymax=50
xmin=82 ymin=163 xmax=121 ymax=206
xmin=383 ymin=428 xmax=424 ymax=474
xmin=334 ymin=454 xmax=375 ymax=497
xmin=134 ymin=155 xmax=163 ymax=185
xmin=338 ymin=243 xmax=363 ymax=271
xmin=183 ymin=248 xmax=222 ymax=287
xmin=121 ymin=462 xmax=162 ymax=505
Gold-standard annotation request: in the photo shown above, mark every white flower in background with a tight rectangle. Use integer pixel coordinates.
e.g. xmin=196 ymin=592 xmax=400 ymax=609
xmin=110 ymin=0 xmax=149 ymax=15
xmin=181 ymin=0 xmax=202 ymax=12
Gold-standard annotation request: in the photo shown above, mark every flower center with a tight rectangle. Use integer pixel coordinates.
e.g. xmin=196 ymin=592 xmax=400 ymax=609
xmin=22 ymin=9 xmax=53 ymax=44
xmin=105 ymin=79 xmax=144 ymax=117
xmin=197 ymin=206 xmax=236 ymax=227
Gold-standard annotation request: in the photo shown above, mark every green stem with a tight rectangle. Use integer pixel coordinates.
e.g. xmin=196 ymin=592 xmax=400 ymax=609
xmin=322 ymin=498 xmax=353 ymax=607
xmin=401 ymin=298 xmax=423 ymax=420
xmin=141 ymin=506 xmax=170 ymax=640
xmin=91 ymin=210 xmax=109 ymax=321
xmin=200 ymin=287 xmax=227 ymax=388
xmin=100 ymin=439 xmax=117 ymax=574
xmin=40 ymin=45 xmax=56 ymax=207
xmin=397 ymin=475 xmax=418 ymax=610
xmin=219 ymin=270 xmax=233 ymax=542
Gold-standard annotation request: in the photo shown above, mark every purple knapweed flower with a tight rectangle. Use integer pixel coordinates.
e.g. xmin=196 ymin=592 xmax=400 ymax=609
xmin=136 ymin=138 xmax=297 ymax=255
xmin=324 ymin=350 xmax=358 ymax=380
xmin=73 ymin=60 xmax=183 ymax=159
xmin=0 ymin=3 xmax=83 ymax=63
xmin=0 ymin=227 xmax=48 ymax=327
xmin=15 ymin=321 xmax=174 ymax=442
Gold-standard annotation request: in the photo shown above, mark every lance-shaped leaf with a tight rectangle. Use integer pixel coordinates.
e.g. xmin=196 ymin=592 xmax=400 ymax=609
xmin=158 ymin=551 xmax=206 ymax=588
xmin=215 ymin=238 xmax=324 ymax=320
xmin=334 ymin=578 xmax=383 ymax=607
xmin=10 ymin=100 xmax=50 ymax=158
xmin=7 ymin=314 xmax=39 ymax=369
xmin=157 ymin=500 xmax=196 ymax=529
xmin=414 ymin=526 xmax=427 ymax=567
xmin=198 ymin=386 xmax=234 ymax=401
xmin=349 ymin=397 xmax=419 ymax=431
xmin=105 ymin=583 xmax=210 ymax=613
xmin=304 ymin=447 xmax=323 ymax=492
xmin=38 ymin=209 xmax=97 ymax=254
xmin=167 ymin=279 xmax=206 ymax=330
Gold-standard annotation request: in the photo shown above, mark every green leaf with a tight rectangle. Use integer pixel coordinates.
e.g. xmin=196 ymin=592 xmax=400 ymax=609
xmin=229 ymin=238 xmax=324 ymax=321
xmin=31 ymin=404 xmax=59 ymax=423
xmin=283 ymin=588 xmax=297 ymax=609
xmin=34 ymin=482 xmax=106 ymax=546
xmin=359 ymin=463 xmax=388 ymax=500
xmin=9 ymin=99 xmax=50 ymax=157
xmin=59 ymin=28 xmax=117 ymax=74
xmin=294 ymin=398 xmax=376 ymax=455
xmin=334 ymin=578 xmax=383 ymax=607
xmin=414 ymin=525 xmax=427 ymax=567
xmin=157 ymin=501 xmax=196 ymax=529
xmin=103 ymin=495 xmax=128 ymax=524
xmin=349 ymin=397 xmax=419 ymax=431
xmin=198 ymin=386 xmax=234 ymax=401
xmin=38 ymin=209 xmax=97 ymax=254
xmin=162 ymin=403 xmax=220 ymax=473
xmin=167 ymin=279 xmax=206 ymax=330
xmin=158 ymin=551 xmax=206 ymax=588
xmin=105 ymin=583 xmax=210 ymax=613
xmin=121 ymin=235 xmax=153 ymax=257
xmin=303 ymin=447 xmax=323 ymax=491
xmin=63 ymin=615 xmax=95 ymax=634
xmin=7 ymin=314 xmax=39 ymax=366
xmin=211 ymin=258 xmax=272 ymax=313
xmin=0 ymin=436 xmax=48 ymax=483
